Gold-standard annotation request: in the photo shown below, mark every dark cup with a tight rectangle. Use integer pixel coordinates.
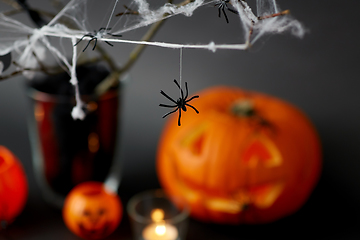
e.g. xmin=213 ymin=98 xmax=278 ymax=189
xmin=26 ymin=63 xmax=124 ymax=207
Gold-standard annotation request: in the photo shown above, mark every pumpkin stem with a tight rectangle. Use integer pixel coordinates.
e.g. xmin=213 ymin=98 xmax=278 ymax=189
xmin=231 ymin=100 xmax=255 ymax=117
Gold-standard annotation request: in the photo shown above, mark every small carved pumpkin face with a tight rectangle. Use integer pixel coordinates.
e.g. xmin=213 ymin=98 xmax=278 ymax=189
xmin=157 ymin=87 xmax=321 ymax=224
xmin=63 ymin=182 xmax=122 ymax=240
xmin=0 ymin=146 xmax=28 ymax=224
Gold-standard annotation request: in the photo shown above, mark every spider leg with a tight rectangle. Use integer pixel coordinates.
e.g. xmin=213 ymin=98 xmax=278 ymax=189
xmin=162 ymin=108 xmax=178 ymax=119
xmin=99 ymin=27 xmax=111 ymax=31
xmin=185 ymin=95 xmax=199 ymax=103
xmin=222 ymin=7 xmax=229 ymax=23
xmin=218 ymin=6 xmax=222 ymax=18
xmin=185 ymin=103 xmax=199 ymax=114
xmin=173 ymin=79 xmax=184 ymax=99
xmin=82 ymin=37 xmax=94 ymax=52
xmin=160 ymin=90 xmax=177 ymax=104
xmin=92 ymin=38 xmax=97 ymax=51
xmin=184 ymin=82 xmax=189 ymax=100
xmin=159 ymin=103 xmax=177 ymax=108
xmin=173 ymin=79 xmax=181 ymax=89
xmin=105 ymin=41 xmax=114 ymax=47
xmin=74 ymin=34 xmax=92 ymax=46
xmin=108 ymin=33 xmax=122 ymax=37
xmin=74 ymin=37 xmax=85 ymax=46
xmin=227 ymin=7 xmax=238 ymax=15
xmin=177 ymin=108 xmax=182 ymax=126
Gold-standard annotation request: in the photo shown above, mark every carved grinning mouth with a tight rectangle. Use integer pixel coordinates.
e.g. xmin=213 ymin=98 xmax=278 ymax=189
xmin=78 ymin=221 xmax=111 ymax=239
xmin=170 ymin=127 xmax=285 ymax=214
xmin=172 ymin=178 xmax=284 ymax=214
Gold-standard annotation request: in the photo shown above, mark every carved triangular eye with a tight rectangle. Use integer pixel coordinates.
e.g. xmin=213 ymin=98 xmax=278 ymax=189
xmin=181 ymin=124 xmax=207 ymax=156
xmin=0 ymin=156 xmax=4 ymax=167
xmin=243 ymin=136 xmax=282 ymax=168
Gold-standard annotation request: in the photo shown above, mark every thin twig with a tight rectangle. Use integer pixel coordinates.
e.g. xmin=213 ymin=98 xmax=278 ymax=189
xmin=115 ymin=5 xmax=139 ymax=16
xmin=94 ymin=19 xmax=166 ymax=97
xmin=258 ymin=9 xmax=290 ymax=20
xmin=94 ymin=0 xmax=192 ymax=97
xmin=2 ymin=9 xmax=22 ymax=16
xmin=0 ymin=0 xmax=22 ymax=10
xmin=246 ymin=9 xmax=290 ymax=46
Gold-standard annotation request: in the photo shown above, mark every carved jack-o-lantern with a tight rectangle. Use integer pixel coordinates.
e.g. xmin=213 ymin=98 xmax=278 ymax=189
xmin=0 ymin=146 xmax=28 ymax=224
xmin=157 ymin=87 xmax=321 ymax=224
xmin=63 ymin=182 xmax=122 ymax=239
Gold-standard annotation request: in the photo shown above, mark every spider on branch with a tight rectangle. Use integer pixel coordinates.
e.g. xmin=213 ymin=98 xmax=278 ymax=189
xmin=160 ymin=79 xmax=199 ymax=126
xmin=214 ymin=0 xmax=238 ymax=23
xmin=74 ymin=27 xmax=122 ymax=52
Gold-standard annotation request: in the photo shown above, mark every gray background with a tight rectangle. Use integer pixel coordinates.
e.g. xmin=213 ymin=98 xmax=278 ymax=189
xmin=0 ymin=0 xmax=360 ymax=239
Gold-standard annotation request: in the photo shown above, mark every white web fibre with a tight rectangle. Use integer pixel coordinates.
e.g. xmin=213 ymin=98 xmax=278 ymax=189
xmin=257 ymin=0 xmax=278 ymax=16
xmin=0 ymin=0 xmax=306 ymax=119
xmin=0 ymin=61 xmax=3 ymax=76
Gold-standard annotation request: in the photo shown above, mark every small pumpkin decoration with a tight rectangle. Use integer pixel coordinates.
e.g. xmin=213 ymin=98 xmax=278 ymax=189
xmin=63 ymin=181 xmax=122 ymax=239
xmin=0 ymin=146 xmax=28 ymax=225
xmin=157 ymin=86 xmax=321 ymax=224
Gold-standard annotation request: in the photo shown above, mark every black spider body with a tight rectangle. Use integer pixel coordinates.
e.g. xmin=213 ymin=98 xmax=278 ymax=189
xmin=160 ymin=79 xmax=199 ymax=126
xmin=214 ymin=0 xmax=238 ymax=23
xmin=74 ymin=27 xmax=122 ymax=52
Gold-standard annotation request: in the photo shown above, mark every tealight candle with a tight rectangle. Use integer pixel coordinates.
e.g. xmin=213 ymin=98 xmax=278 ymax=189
xmin=142 ymin=209 xmax=179 ymax=240
xmin=127 ymin=189 xmax=189 ymax=240
xmin=142 ymin=222 xmax=178 ymax=240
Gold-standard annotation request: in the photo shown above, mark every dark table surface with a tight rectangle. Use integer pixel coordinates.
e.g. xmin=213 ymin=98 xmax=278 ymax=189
xmin=1 ymin=167 xmax=360 ymax=240
xmin=1 ymin=0 xmax=360 ymax=239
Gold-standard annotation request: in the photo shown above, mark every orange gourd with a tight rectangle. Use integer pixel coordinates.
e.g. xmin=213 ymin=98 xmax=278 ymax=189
xmin=63 ymin=182 xmax=122 ymax=239
xmin=0 ymin=146 xmax=28 ymax=225
xmin=157 ymin=86 xmax=321 ymax=224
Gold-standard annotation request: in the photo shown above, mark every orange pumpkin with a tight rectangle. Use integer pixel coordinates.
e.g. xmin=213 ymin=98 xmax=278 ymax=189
xmin=157 ymin=86 xmax=321 ymax=224
xmin=0 ymin=146 xmax=28 ymax=224
xmin=63 ymin=181 xmax=122 ymax=239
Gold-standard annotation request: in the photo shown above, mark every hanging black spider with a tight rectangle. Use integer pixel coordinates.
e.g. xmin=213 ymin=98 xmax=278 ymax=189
xmin=214 ymin=0 xmax=238 ymax=23
xmin=160 ymin=79 xmax=199 ymax=126
xmin=74 ymin=27 xmax=122 ymax=52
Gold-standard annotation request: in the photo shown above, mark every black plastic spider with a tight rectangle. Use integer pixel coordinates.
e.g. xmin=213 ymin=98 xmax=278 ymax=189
xmin=214 ymin=0 xmax=238 ymax=23
xmin=74 ymin=27 xmax=122 ymax=52
xmin=160 ymin=79 xmax=199 ymax=126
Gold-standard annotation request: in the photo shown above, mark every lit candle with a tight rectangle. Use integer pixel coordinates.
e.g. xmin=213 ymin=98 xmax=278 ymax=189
xmin=142 ymin=209 xmax=179 ymax=240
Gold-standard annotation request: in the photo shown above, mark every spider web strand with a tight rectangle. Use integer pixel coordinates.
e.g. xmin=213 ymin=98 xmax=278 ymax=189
xmin=179 ymin=47 xmax=183 ymax=97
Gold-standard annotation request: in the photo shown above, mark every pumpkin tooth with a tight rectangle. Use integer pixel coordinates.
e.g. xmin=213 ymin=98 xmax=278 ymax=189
xmin=250 ymin=182 xmax=284 ymax=208
xmin=205 ymin=198 xmax=242 ymax=214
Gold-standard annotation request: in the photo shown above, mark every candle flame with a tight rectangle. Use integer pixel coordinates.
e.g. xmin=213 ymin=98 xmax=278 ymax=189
xmin=151 ymin=209 xmax=164 ymax=222
xmin=155 ymin=224 xmax=166 ymax=236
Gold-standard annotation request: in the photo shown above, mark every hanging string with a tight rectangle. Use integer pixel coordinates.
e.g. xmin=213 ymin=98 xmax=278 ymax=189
xmin=105 ymin=0 xmax=119 ymax=31
xmin=179 ymin=47 xmax=183 ymax=96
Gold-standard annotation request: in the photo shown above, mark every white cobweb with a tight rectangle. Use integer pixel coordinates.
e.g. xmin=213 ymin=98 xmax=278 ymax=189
xmin=0 ymin=0 xmax=305 ymax=119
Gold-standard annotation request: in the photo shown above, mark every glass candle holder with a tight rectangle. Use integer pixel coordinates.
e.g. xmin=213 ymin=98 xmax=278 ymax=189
xmin=26 ymin=63 xmax=127 ymax=208
xmin=127 ymin=189 xmax=190 ymax=240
